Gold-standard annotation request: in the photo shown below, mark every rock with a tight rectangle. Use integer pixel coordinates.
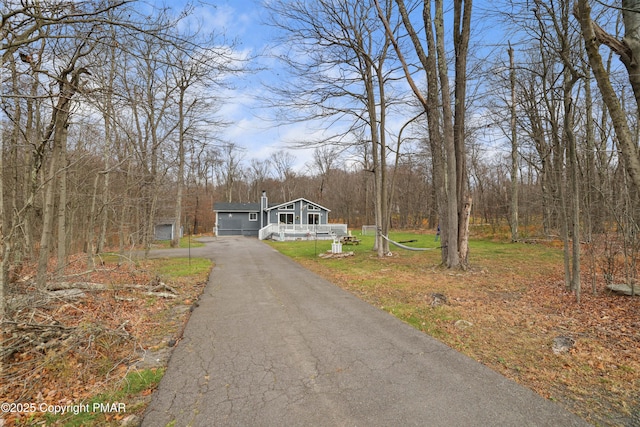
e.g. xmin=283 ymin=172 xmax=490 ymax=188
xmin=430 ymin=293 xmax=448 ymax=307
xmin=552 ymin=336 xmax=575 ymax=355
xmin=606 ymin=284 xmax=639 ymax=296
xmin=454 ymin=320 xmax=473 ymax=330
xmin=120 ymin=414 xmax=141 ymax=426
xmin=135 ymin=347 xmax=172 ymax=369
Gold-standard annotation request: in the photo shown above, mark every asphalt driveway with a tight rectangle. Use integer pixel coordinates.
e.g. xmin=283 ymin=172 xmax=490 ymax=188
xmin=141 ymin=236 xmax=589 ymax=426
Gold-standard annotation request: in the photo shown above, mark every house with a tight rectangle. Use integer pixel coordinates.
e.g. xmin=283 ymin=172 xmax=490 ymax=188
xmin=214 ymin=191 xmax=347 ymax=240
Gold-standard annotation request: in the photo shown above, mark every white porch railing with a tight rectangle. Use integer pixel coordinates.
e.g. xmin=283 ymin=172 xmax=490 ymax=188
xmin=259 ymin=223 xmax=348 ymax=241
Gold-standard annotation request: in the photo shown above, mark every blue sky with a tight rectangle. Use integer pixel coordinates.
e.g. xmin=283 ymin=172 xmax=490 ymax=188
xmin=170 ymin=0 xmax=510 ymax=172
xmin=202 ymin=0 xmax=335 ymax=170
xmin=180 ymin=0 xmax=300 ymax=166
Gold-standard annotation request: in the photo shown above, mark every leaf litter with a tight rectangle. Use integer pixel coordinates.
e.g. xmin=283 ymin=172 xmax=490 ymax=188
xmin=1 ymin=253 xmax=210 ymax=426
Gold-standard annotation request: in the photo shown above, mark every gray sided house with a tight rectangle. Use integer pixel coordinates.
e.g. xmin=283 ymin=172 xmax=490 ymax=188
xmin=213 ymin=202 xmax=262 ymax=237
xmin=214 ymin=192 xmax=347 ymax=241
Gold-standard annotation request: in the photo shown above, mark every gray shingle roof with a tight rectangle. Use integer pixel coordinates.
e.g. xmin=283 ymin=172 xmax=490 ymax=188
xmin=213 ymin=202 xmax=260 ymax=212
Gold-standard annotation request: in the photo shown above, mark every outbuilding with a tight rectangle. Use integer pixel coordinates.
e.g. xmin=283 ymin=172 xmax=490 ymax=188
xmin=154 ymin=221 xmax=183 ymax=241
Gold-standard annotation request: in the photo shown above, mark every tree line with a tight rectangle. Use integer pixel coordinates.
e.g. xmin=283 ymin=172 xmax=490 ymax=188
xmin=256 ymin=0 xmax=640 ymax=301
xmin=0 ymin=0 xmax=241 ymax=333
xmin=2 ymin=0 xmax=640 ymax=329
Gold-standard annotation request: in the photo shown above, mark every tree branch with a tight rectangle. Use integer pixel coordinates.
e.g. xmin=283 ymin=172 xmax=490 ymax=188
xmin=591 ymin=20 xmax=632 ymax=66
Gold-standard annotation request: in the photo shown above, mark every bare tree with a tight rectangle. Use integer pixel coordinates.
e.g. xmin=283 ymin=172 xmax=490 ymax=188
xmin=508 ymin=43 xmax=519 ymax=242
xmin=311 ymin=146 xmax=342 ymax=203
xmin=270 ymin=149 xmax=298 ymax=202
xmin=213 ymin=143 xmax=246 ymax=203
xmin=575 ymin=0 xmax=640 ymax=296
xmin=169 ymin=54 xmax=212 ymax=246
xmin=527 ymin=0 xmax=582 ymax=298
xmin=166 ymin=25 xmax=238 ymax=246
xmin=0 ymin=0 xmax=238 ymax=375
xmin=575 ymin=0 xmax=640 ymax=194
xmin=376 ymin=0 xmax=473 ymax=268
xmin=35 ymin=31 xmax=96 ymax=288
xmin=267 ymin=0 xmax=408 ymax=256
xmin=0 ymin=0 xmax=139 ymax=377
xmin=247 ymin=158 xmax=272 ymax=201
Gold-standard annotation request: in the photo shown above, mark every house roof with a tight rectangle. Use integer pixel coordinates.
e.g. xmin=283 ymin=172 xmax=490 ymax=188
xmin=214 ymin=198 xmax=331 ymax=213
xmin=214 ymin=202 xmax=260 ymax=212
xmin=265 ymin=197 xmax=331 ymax=212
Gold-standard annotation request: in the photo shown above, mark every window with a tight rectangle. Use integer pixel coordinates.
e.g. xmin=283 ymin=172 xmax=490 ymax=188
xmin=307 ymin=204 xmax=320 ymax=211
xmin=279 ymin=213 xmax=294 ymax=224
xmin=249 ymin=212 xmax=258 ymax=221
xmin=308 ymin=213 xmax=320 ymax=225
xmin=282 ymin=204 xmax=294 ymax=210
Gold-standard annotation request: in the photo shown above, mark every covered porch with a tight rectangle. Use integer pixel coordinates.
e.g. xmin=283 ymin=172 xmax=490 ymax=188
xmin=259 ymin=223 xmax=348 ymax=241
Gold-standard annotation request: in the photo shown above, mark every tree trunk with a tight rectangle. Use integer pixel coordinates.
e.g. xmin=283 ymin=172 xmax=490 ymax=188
xmin=98 ymin=39 xmax=118 ymax=255
xmin=172 ymin=84 xmax=187 ymax=248
xmin=575 ymin=0 xmax=640 ymax=195
xmin=37 ymin=141 xmax=59 ymax=289
xmin=459 ymin=196 xmax=473 ymax=266
xmin=570 ymin=121 xmax=582 ymax=302
xmin=509 ymin=43 xmax=519 ymax=242
xmin=118 ymin=156 xmax=135 ymax=256
xmin=376 ymin=61 xmax=391 ymax=255
xmin=36 ymin=73 xmax=82 ymax=287
xmin=0 ymin=73 xmax=7 ymax=345
xmin=86 ymin=173 xmax=100 ymax=269
xmin=378 ymin=0 xmax=471 ymax=267
xmin=35 ymin=49 xmax=89 ymax=286
xmin=453 ymin=0 xmax=472 ymax=265
xmin=622 ymin=0 xmax=640 ymax=117
xmin=435 ymin=0 xmax=460 ymax=268
xmin=564 ymin=82 xmax=581 ymax=299
xmin=584 ymin=65 xmax=596 ymax=240
xmin=56 ymin=125 xmax=69 ymax=273
xmin=365 ymin=64 xmax=386 ymax=257
xmin=21 ymin=51 xmax=44 ymax=261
